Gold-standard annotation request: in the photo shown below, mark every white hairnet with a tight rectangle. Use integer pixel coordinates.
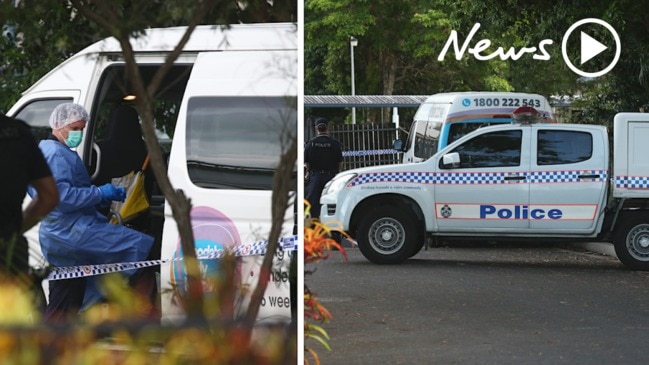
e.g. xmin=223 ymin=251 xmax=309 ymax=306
xmin=49 ymin=103 xmax=89 ymax=129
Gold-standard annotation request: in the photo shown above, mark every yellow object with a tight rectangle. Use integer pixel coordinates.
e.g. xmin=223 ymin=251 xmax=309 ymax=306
xmin=0 ymin=280 xmax=38 ymax=325
xmin=109 ymin=155 xmax=150 ymax=225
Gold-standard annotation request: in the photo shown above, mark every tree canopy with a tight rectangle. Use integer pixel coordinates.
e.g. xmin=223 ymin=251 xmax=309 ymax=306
xmin=305 ymin=0 xmax=649 ymax=127
xmin=0 ymin=0 xmax=296 ymax=113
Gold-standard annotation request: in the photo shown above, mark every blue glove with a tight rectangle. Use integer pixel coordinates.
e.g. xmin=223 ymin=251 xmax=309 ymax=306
xmin=97 ymin=184 xmax=126 ymax=202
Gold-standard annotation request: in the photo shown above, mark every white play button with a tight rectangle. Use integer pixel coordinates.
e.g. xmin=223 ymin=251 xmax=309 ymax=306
xmin=580 ymin=31 xmax=607 ymax=65
xmin=561 ymin=18 xmax=621 ymax=78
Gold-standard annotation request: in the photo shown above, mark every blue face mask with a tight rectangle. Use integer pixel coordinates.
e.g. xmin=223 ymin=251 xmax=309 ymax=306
xmin=65 ymin=130 xmax=83 ymax=148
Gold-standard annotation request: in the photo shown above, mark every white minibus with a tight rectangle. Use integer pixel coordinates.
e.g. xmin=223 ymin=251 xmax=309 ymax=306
xmin=8 ymin=23 xmax=297 ymax=324
xmin=393 ymin=92 xmax=556 ymax=163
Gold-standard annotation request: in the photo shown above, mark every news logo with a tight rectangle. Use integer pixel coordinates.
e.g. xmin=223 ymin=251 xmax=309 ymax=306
xmin=438 ymin=18 xmax=620 ymax=78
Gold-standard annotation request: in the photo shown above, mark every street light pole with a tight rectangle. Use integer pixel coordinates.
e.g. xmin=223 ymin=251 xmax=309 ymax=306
xmin=350 ymin=36 xmax=358 ymax=124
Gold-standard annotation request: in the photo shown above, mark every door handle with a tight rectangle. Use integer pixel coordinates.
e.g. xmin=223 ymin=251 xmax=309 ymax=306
xmin=578 ymin=174 xmax=600 ymax=179
xmin=504 ymin=175 xmax=526 ymax=181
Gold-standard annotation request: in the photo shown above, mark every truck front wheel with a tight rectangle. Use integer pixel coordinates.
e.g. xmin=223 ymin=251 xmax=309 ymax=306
xmin=613 ymin=212 xmax=649 ymax=271
xmin=357 ymin=207 xmax=419 ymax=264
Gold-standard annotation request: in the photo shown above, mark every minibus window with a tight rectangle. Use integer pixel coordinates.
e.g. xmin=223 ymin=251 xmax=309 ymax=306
xmin=413 ymin=120 xmax=430 ymax=158
xmin=185 ymin=96 xmax=296 ymax=190
xmin=13 ymin=98 xmax=73 ymax=141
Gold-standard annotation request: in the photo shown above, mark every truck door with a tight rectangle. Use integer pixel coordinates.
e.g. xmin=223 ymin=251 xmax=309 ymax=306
xmin=529 ymin=126 xmax=607 ymax=233
xmin=434 ymin=127 xmax=531 ymax=232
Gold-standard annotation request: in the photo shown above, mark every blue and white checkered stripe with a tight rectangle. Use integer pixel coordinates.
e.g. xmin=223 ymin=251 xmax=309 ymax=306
xmin=231 ymin=235 xmax=297 ymax=258
xmin=343 ymin=149 xmax=399 ymax=157
xmin=436 ymin=172 xmax=512 ymax=185
xmin=47 ymin=235 xmax=299 ymax=281
xmin=530 ymin=170 xmax=607 ymax=183
xmin=350 ymin=172 xmax=437 ymax=186
xmin=350 ymin=170 xmax=608 ymax=187
xmin=615 ymin=176 xmax=649 ymax=189
xmin=350 ymin=171 xmax=513 ymax=186
xmin=49 ymin=260 xmax=163 ymax=280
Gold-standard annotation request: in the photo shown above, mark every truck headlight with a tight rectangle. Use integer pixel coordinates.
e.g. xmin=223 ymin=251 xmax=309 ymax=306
xmin=323 ymin=172 xmax=357 ymax=195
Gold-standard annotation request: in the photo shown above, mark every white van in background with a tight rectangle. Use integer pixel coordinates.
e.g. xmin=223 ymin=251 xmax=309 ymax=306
xmin=8 ymin=23 xmax=297 ymax=324
xmin=393 ymin=92 xmax=556 ymax=163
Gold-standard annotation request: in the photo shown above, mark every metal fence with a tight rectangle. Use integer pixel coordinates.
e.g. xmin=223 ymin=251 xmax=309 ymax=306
xmin=328 ymin=123 xmax=404 ymax=170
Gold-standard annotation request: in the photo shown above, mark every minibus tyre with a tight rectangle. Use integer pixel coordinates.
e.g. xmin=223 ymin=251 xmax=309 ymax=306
xmin=357 ymin=207 xmax=417 ymax=264
xmin=613 ymin=212 xmax=649 ymax=271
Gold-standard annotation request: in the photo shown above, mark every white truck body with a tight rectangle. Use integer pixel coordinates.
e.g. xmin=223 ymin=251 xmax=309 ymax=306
xmin=321 ymin=113 xmax=649 ymax=270
xmin=613 ymin=113 xmax=649 ymax=199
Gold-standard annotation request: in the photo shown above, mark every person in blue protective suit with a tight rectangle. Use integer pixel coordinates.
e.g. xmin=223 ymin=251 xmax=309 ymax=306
xmin=30 ymin=103 xmax=156 ymax=323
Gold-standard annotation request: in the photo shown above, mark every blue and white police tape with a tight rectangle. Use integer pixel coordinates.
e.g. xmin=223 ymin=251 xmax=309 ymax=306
xmin=342 ymin=149 xmax=398 ymax=157
xmin=46 ymin=235 xmax=299 ymax=281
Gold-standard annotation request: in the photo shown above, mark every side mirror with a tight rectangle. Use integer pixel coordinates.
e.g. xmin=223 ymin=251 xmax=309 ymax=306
xmin=442 ymin=152 xmax=460 ymax=167
xmin=392 ymin=139 xmax=405 ymax=151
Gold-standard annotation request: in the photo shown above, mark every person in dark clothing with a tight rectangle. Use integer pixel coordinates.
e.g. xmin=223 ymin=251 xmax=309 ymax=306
xmin=304 ymin=117 xmax=343 ymax=220
xmin=0 ymin=114 xmax=59 ymax=278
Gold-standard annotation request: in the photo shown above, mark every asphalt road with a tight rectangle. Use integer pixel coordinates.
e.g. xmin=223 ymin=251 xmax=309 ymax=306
xmin=305 ymin=242 xmax=649 ymax=365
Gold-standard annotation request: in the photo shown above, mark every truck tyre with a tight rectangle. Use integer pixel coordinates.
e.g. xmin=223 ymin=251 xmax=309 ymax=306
xmin=613 ymin=212 xmax=649 ymax=271
xmin=357 ymin=207 xmax=420 ymax=264
xmin=408 ymin=230 xmax=425 ymax=258
xmin=409 ymin=238 xmax=425 ymax=258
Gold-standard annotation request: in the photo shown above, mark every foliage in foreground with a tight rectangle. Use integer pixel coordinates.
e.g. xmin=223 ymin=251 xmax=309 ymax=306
xmin=304 ymin=202 xmax=348 ymax=365
xmin=0 ymin=271 xmax=296 ymax=365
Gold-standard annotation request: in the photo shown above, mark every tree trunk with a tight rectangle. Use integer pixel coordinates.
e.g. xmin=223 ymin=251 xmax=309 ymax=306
xmin=382 ymin=52 xmax=397 ymax=123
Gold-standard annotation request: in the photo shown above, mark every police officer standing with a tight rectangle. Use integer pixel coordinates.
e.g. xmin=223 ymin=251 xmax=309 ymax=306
xmin=305 ymin=117 xmax=343 ymax=220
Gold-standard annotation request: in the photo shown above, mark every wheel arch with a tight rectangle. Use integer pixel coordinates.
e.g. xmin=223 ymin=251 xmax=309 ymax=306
xmin=605 ymin=201 xmax=649 ymax=235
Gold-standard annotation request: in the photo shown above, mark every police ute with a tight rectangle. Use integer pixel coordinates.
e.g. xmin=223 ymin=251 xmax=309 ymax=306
xmin=320 ymin=113 xmax=649 ymax=270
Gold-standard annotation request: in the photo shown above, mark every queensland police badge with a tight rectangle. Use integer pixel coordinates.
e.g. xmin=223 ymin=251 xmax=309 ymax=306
xmin=440 ymin=204 xmax=452 ymax=218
